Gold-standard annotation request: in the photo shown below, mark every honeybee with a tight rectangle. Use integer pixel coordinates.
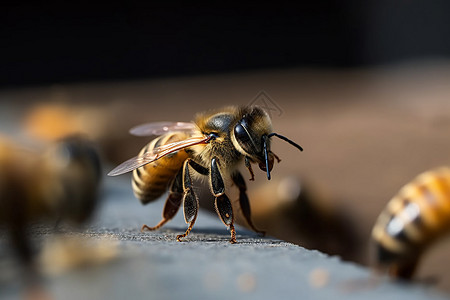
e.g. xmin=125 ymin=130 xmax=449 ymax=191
xmin=372 ymin=167 xmax=450 ymax=279
xmin=0 ymin=135 xmax=101 ymax=265
xmin=108 ymin=106 xmax=303 ymax=243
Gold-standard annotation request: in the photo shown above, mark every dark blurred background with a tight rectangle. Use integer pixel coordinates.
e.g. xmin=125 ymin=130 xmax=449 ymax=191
xmin=2 ymin=1 xmax=450 ymax=87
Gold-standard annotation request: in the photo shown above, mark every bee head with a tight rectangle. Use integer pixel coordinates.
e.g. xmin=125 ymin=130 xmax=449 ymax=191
xmin=231 ymin=106 xmax=303 ymax=180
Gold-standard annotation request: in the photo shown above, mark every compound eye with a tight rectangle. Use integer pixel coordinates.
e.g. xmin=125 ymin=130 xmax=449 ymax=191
xmin=234 ymin=122 xmax=253 ymax=153
xmin=234 ymin=123 xmax=250 ymax=143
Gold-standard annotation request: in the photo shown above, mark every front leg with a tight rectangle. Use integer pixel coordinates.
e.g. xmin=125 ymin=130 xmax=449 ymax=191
xmin=270 ymin=151 xmax=281 ymax=163
xmin=231 ymin=171 xmax=265 ymax=236
xmin=244 ymin=156 xmax=255 ymax=181
xmin=211 ymin=157 xmax=237 ymax=244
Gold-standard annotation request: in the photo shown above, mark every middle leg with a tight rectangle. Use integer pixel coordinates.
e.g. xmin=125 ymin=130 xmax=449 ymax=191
xmin=210 ymin=157 xmax=237 ymax=244
xmin=176 ymin=158 xmax=209 ymax=242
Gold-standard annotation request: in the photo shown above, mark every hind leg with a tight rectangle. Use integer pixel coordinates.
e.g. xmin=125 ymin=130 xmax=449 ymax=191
xmin=141 ymin=168 xmax=183 ymax=232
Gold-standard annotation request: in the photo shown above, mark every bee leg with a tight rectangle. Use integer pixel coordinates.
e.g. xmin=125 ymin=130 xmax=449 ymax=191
xmin=141 ymin=168 xmax=184 ymax=232
xmin=244 ymin=156 xmax=255 ymax=181
xmin=215 ymin=194 xmax=236 ymax=244
xmin=176 ymin=159 xmax=206 ymax=242
xmin=8 ymin=220 xmax=33 ymax=267
xmin=270 ymin=151 xmax=281 ymax=163
xmin=231 ymin=171 xmax=266 ymax=236
xmin=390 ymin=259 xmax=419 ymax=280
xmin=211 ymin=157 xmax=237 ymax=244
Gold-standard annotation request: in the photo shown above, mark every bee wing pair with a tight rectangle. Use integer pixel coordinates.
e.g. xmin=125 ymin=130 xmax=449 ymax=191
xmin=129 ymin=122 xmax=197 ymax=136
xmin=108 ymin=122 xmax=207 ymax=176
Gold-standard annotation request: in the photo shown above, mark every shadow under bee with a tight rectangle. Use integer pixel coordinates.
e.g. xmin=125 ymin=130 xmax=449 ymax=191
xmin=142 ymin=226 xmax=262 ymax=241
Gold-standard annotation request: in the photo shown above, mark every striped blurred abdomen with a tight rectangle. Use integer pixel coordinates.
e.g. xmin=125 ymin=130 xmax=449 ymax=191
xmin=132 ymin=132 xmax=189 ymax=204
xmin=372 ymin=167 xmax=450 ymax=268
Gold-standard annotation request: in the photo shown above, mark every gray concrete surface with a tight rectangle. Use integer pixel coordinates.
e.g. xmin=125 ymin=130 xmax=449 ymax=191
xmin=1 ymin=175 xmax=449 ymax=300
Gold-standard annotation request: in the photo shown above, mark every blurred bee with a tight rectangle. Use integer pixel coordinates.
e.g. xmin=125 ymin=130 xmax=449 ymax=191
xmin=248 ymin=176 xmax=361 ymax=261
xmin=0 ymin=135 xmax=101 ymax=266
xmin=372 ymin=167 xmax=450 ymax=279
xmin=108 ymin=106 xmax=303 ymax=243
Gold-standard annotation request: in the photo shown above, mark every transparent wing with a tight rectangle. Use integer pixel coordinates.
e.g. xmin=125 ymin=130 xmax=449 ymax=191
xmin=107 ymin=135 xmax=211 ymax=176
xmin=106 ymin=152 xmax=157 ymax=176
xmin=129 ymin=122 xmax=197 ymax=136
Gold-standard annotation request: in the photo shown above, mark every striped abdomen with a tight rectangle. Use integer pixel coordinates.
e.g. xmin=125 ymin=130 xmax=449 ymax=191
xmin=372 ymin=167 xmax=450 ymax=278
xmin=132 ymin=132 xmax=189 ymax=204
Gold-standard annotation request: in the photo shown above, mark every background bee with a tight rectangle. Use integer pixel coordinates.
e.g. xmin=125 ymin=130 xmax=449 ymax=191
xmin=0 ymin=135 xmax=101 ymax=267
xmin=372 ymin=167 xmax=450 ymax=279
xmin=108 ymin=105 xmax=303 ymax=243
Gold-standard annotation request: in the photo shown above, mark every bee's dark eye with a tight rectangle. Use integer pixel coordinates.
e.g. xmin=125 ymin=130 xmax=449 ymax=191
xmin=234 ymin=122 xmax=255 ymax=154
xmin=234 ymin=123 xmax=250 ymax=144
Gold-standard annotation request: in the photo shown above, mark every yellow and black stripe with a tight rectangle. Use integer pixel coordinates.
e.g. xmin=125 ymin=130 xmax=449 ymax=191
xmin=372 ymin=167 xmax=450 ymax=277
xmin=132 ymin=132 xmax=189 ymax=204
